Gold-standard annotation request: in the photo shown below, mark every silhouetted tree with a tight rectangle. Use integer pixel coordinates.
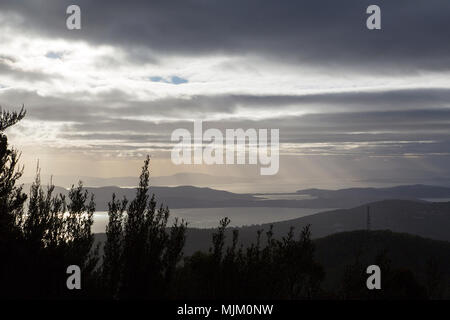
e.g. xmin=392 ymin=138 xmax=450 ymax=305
xmin=178 ymin=221 xmax=324 ymax=299
xmin=0 ymin=106 xmax=27 ymax=298
xmin=102 ymin=193 xmax=127 ymax=298
xmin=102 ymin=156 xmax=187 ymax=299
xmin=425 ymin=257 xmax=446 ymax=299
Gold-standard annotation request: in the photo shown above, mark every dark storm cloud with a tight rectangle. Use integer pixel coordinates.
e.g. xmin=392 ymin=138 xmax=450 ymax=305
xmin=1 ymin=0 xmax=450 ymax=72
xmin=58 ymin=132 xmax=169 ymax=143
xmin=3 ymin=87 xmax=450 ymax=124
xmin=215 ymin=89 xmax=450 ymax=110
xmin=68 ymin=87 xmax=450 ymax=119
xmin=0 ymin=89 xmax=103 ymax=122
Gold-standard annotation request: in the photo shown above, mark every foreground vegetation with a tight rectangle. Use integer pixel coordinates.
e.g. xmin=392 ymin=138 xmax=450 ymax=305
xmin=0 ymin=108 xmax=448 ymax=299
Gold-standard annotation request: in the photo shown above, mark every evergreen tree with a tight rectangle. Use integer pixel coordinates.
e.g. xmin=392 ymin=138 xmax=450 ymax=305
xmin=0 ymin=107 xmax=27 ymax=298
xmin=107 ymin=156 xmax=188 ymax=298
xmin=0 ymin=107 xmax=27 ymax=240
xmin=102 ymin=193 xmax=127 ymax=298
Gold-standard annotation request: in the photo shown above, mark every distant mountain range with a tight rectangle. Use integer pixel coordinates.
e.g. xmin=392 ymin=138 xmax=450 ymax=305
xmin=255 ymin=184 xmax=450 ymax=209
xmin=297 ymin=184 xmax=450 ymax=201
xmin=23 ymin=184 xmax=258 ymax=211
xmin=22 ymin=183 xmax=450 ymax=211
xmin=20 ymin=172 xmax=247 ymax=188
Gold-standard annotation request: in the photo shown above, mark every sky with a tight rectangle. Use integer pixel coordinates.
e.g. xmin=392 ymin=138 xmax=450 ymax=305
xmin=1 ymin=0 xmax=450 ymax=192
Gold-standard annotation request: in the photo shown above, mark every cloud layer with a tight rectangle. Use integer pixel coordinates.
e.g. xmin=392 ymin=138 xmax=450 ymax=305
xmin=0 ymin=0 xmax=449 ymax=186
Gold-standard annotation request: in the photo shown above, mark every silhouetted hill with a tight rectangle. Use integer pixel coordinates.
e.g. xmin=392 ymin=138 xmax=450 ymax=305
xmin=174 ymin=199 xmax=450 ymax=255
xmin=315 ymin=230 xmax=450 ymax=297
xmin=256 ymin=199 xmax=450 ymax=240
xmin=86 ymin=185 xmax=261 ymax=210
xmin=95 ymin=228 xmax=450 ymax=297
xmin=24 ymin=184 xmax=258 ymax=210
xmin=95 ymin=199 xmax=450 ymax=260
xmin=295 ymin=184 xmax=450 ymax=207
xmin=21 ymin=172 xmax=246 ymax=188
xmin=25 ymin=184 xmax=450 ymax=211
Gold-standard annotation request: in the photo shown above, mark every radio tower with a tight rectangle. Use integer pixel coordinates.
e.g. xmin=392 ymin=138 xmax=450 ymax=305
xmin=366 ymin=206 xmax=371 ymax=231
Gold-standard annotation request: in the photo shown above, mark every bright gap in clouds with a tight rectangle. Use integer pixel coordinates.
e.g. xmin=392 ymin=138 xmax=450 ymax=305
xmin=2 ymin=24 xmax=450 ymax=100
